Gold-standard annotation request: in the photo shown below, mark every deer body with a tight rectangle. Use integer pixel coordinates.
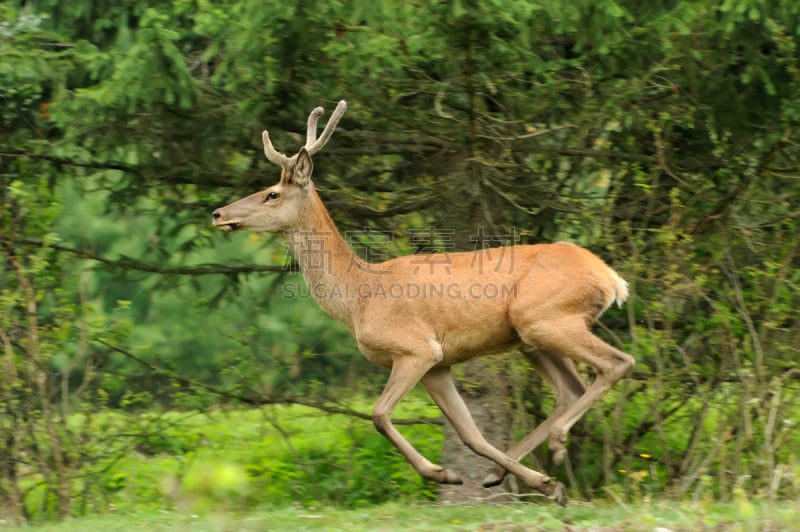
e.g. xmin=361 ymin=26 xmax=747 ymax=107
xmin=212 ymin=101 xmax=635 ymax=505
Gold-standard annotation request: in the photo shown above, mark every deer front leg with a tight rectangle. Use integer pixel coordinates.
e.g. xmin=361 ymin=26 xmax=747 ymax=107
xmin=372 ymin=355 xmax=463 ymax=485
xmin=421 ymin=365 xmax=567 ymax=506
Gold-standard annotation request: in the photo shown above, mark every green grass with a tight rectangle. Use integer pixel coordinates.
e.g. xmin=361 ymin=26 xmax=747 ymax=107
xmin=13 ymin=499 xmax=799 ymax=531
xmin=10 ymin=403 xmax=799 ymax=528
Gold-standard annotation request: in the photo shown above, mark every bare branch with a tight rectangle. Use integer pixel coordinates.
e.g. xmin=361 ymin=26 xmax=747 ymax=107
xmin=98 ymin=340 xmax=443 ymax=426
xmin=1 ymin=150 xmax=139 ymax=174
xmin=17 ymin=239 xmax=291 ymax=275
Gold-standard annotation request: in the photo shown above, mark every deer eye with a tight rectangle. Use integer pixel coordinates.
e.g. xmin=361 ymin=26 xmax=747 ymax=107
xmin=264 ymin=191 xmax=279 ymax=202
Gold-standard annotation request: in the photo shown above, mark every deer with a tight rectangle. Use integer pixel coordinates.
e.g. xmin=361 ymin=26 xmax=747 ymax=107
xmin=211 ymin=101 xmax=635 ymax=506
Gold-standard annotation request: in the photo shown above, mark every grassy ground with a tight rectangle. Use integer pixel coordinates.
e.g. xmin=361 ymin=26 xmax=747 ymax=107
xmin=13 ymin=499 xmax=798 ymax=531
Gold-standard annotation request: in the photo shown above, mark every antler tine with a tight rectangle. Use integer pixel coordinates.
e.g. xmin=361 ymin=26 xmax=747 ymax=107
xmin=305 ymin=107 xmax=325 ymax=149
xmin=261 ymin=101 xmax=346 ymax=168
xmin=306 ymin=100 xmax=347 ymax=156
xmin=262 ymin=130 xmax=294 ymax=168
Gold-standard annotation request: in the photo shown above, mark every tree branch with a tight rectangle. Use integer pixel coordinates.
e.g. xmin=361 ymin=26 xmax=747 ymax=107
xmin=97 ymin=340 xmax=443 ymax=426
xmin=18 ymin=239 xmax=292 ymax=275
xmin=1 ymin=151 xmax=140 ymax=174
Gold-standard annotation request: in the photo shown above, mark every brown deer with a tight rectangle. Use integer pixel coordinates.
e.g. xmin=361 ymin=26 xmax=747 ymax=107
xmin=212 ymin=101 xmax=635 ymax=506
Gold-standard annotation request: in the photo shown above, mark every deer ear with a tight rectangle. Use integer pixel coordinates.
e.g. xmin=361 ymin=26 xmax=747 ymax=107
xmin=290 ymin=148 xmax=314 ymax=187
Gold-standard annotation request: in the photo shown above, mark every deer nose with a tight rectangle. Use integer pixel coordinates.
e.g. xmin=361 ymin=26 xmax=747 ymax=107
xmin=212 ymin=210 xmax=222 ymax=220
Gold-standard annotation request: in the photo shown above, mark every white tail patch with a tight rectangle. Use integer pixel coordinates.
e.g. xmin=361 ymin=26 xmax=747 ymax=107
xmin=602 ymin=267 xmax=629 ymax=311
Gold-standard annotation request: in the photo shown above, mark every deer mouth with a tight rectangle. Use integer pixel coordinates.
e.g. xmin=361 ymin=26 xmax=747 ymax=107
xmin=214 ymin=221 xmax=240 ymax=232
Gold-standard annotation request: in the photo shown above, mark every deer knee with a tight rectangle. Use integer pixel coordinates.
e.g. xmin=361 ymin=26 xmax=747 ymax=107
xmin=615 ymin=352 xmax=635 ymax=375
xmin=372 ymin=408 xmax=391 ymax=436
xmin=595 ymin=350 xmax=635 ymax=379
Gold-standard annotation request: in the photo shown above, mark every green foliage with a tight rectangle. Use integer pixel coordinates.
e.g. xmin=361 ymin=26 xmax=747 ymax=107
xmin=90 ymin=404 xmax=441 ymax=514
xmin=3 ymin=0 xmax=800 ymax=522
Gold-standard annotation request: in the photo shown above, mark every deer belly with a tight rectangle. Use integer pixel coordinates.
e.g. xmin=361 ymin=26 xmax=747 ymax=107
xmin=437 ymin=324 xmax=521 ymax=364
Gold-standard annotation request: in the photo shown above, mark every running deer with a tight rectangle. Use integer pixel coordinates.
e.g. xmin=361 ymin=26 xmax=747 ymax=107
xmin=211 ymin=101 xmax=635 ymax=506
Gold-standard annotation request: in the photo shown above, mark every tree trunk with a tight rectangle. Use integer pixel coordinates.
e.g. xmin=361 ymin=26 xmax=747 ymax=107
xmin=438 ymin=358 xmax=515 ymax=504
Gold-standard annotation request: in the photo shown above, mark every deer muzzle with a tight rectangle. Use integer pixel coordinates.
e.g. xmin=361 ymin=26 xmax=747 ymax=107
xmin=211 ymin=209 xmax=240 ymax=232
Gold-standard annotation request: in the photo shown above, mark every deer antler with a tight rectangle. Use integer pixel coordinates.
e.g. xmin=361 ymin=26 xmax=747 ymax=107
xmin=306 ymin=100 xmax=347 ymax=156
xmin=262 ymin=130 xmax=293 ymax=167
xmin=305 ymin=106 xmax=325 ymax=149
xmin=262 ymin=100 xmax=348 ymax=168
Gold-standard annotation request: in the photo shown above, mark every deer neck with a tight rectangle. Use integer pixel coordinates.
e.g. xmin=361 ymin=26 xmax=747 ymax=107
xmin=283 ymin=186 xmax=365 ymax=330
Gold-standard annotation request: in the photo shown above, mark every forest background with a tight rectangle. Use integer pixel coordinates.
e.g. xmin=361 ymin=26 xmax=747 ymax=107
xmin=1 ymin=0 xmax=799 ymax=525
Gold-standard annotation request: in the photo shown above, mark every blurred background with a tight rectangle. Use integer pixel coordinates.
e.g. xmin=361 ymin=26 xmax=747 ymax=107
xmin=1 ymin=0 xmax=799 ymax=523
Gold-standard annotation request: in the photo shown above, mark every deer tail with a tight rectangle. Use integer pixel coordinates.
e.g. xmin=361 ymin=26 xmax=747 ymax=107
xmin=606 ymin=267 xmax=629 ymax=309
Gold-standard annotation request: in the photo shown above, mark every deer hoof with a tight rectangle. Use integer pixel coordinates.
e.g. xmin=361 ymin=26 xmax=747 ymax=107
xmin=481 ymin=470 xmax=505 ymax=488
xmin=552 ymin=481 xmax=568 ymax=507
xmin=536 ymin=477 xmax=567 ymax=506
xmin=549 ymin=430 xmax=568 ymax=464
xmin=443 ymin=469 xmax=463 ymax=484
xmin=429 ymin=466 xmax=463 ymax=484
xmin=553 ymin=448 xmax=567 ymax=466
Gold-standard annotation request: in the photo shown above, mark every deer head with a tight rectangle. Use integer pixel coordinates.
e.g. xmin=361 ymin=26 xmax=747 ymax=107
xmin=212 ymin=100 xmax=347 ymax=233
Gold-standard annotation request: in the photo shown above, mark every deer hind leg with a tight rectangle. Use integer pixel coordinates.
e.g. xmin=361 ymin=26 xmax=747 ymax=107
xmin=518 ymin=316 xmax=635 ymax=462
xmin=420 ymin=365 xmax=567 ymax=506
xmin=372 ymin=349 xmax=463 ymax=485
xmin=481 ymin=349 xmax=586 ymax=488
